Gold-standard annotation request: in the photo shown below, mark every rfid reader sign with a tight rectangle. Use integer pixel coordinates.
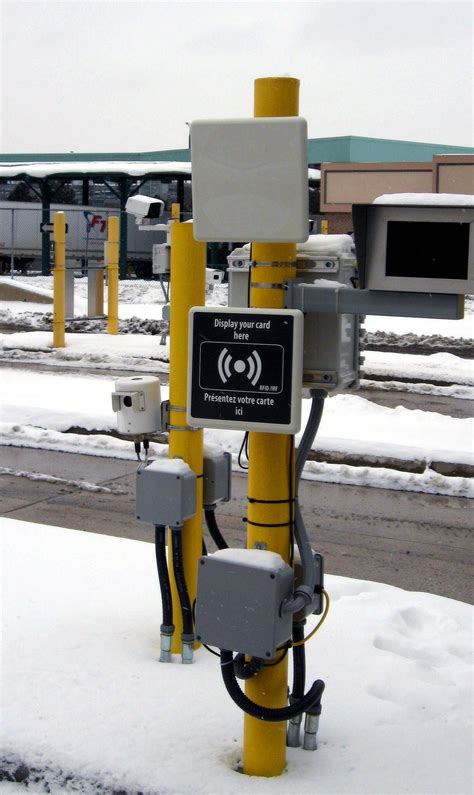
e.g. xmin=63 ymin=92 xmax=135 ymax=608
xmin=187 ymin=308 xmax=303 ymax=433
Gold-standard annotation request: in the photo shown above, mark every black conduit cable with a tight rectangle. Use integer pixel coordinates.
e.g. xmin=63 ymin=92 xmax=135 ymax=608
xmin=220 ymin=650 xmax=325 ymax=722
xmin=233 ymin=653 xmax=263 ymax=680
xmin=204 ymin=508 xmax=229 ymax=550
xmin=170 ymin=529 xmax=194 ymax=638
xmin=154 ymin=525 xmax=173 ymax=631
xmin=291 ymin=623 xmax=306 ymax=700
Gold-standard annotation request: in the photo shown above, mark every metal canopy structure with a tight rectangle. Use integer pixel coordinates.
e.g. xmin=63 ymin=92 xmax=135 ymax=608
xmin=0 ymin=160 xmax=320 ymax=276
xmin=0 ymin=161 xmax=192 ymax=277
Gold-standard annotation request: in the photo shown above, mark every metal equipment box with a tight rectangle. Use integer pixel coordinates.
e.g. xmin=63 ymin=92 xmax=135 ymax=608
xmin=152 ymin=244 xmax=170 ymax=274
xmin=136 ymin=458 xmax=196 ymax=527
xmin=295 ymin=255 xmax=361 ymax=391
xmin=203 ymin=446 xmax=232 ymax=507
xmin=352 ymin=202 xmax=474 ymax=295
xmin=195 ymin=548 xmax=294 ymax=659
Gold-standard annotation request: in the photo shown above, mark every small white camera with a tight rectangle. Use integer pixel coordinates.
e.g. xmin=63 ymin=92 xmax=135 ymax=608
xmin=125 ymin=195 xmax=165 ymax=225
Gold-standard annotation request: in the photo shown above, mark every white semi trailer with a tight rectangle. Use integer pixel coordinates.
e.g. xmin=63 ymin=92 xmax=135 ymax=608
xmin=0 ymin=201 xmax=166 ymax=277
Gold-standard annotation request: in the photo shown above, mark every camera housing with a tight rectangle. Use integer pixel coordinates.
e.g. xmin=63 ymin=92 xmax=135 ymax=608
xmin=352 ymin=202 xmax=474 ymax=294
xmin=125 ymin=195 xmax=165 ymax=225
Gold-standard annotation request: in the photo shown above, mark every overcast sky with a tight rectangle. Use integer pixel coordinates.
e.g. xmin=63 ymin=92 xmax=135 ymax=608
xmin=1 ymin=0 xmax=472 ymax=154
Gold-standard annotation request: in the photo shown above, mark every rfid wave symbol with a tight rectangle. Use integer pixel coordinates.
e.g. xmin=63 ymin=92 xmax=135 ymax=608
xmin=217 ymin=347 xmax=262 ymax=386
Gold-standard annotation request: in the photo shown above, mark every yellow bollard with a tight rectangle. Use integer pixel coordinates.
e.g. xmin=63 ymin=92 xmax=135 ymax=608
xmin=107 ymin=216 xmax=119 ymax=335
xmin=243 ymin=76 xmax=300 ymax=778
xmin=167 ymin=222 xmax=206 ymax=653
xmin=53 ymin=211 xmax=66 ymax=348
xmin=320 ymin=219 xmax=329 ymax=235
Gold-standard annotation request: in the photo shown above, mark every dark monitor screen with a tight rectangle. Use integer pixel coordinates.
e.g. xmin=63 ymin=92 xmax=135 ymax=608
xmin=386 ymin=221 xmax=470 ymax=280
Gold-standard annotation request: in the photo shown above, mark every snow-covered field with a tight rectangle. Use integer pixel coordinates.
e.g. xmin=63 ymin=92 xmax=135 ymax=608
xmin=2 ymin=518 xmax=472 ymax=795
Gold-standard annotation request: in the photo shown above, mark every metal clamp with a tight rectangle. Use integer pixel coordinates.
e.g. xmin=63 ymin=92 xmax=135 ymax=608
xmin=250 ymin=261 xmax=296 ymax=268
xmin=161 ymin=400 xmax=200 ymax=432
xmin=250 ymin=282 xmax=288 ymax=290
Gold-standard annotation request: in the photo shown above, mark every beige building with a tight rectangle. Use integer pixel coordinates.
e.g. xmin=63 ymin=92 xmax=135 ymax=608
xmin=319 ymin=153 xmax=474 ymax=233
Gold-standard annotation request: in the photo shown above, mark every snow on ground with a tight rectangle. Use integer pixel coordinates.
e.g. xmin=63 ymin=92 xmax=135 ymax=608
xmin=1 ymin=368 xmax=472 ymax=498
xmin=0 ymin=331 xmax=473 ymax=388
xmin=1 ymin=275 xmax=473 ymax=339
xmin=363 ymin=351 xmax=474 ymax=385
xmin=0 ymin=277 xmax=472 ymax=497
xmin=1 ymin=518 xmax=472 ymax=795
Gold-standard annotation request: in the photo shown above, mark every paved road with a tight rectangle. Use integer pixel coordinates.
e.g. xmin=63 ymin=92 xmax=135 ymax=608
xmin=1 ymin=445 xmax=471 ymax=603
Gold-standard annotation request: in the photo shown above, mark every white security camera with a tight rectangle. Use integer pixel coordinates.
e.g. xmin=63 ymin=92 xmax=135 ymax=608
xmin=125 ymin=195 xmax=165 ymax=225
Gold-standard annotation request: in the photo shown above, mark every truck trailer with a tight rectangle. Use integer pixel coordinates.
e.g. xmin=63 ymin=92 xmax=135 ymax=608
xmin=0 ymin=201 xmax=166 ymax=277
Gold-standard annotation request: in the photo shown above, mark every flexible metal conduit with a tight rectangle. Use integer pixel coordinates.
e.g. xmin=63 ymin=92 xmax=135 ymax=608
xmin=220 ymin=650 xmax=325 ymax=722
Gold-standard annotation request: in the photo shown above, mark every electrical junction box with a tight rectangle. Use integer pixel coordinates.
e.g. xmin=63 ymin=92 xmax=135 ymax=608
xmin=295 ymin=254 xmax=361 ymax=392
xmin=152 ymin=244 xmax=170 ymax=274
xmin=195 ymin=548 xmax=294 ymax=659
xmin=225 ymin=244 xmax=361 ymax=393
xmin=187 ymin=307 xmax=304 ymax=434
xmin=190 ymin=117 xmax=308 ymax=243
xmin=203 ymin=445 xmax=232 ymax=507
xmin=352 ymin=202 xmax=474 ymax=294
xmin=136 ymin=458 xmax=196 ymax=527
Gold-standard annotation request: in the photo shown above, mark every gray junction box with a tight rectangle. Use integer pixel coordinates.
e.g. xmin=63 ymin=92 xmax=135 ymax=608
xmin=295 ymin=255 xmax=361 ymax=391
xmin=136 ymin=458 xmax=196 ymax=527
xmin=226 ymin=248 xmax=361 ymax=392
xmin=195 ymin=548 xmax=294 ymax=659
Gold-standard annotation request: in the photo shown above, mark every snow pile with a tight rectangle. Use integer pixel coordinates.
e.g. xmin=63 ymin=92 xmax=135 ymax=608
xmin=238 ymin=234 xmax=354 ymax=258
xmin=373 ymin=193 xmax=474 ymax=206
xmin=0 ymin=331 xmax=170 ymax=370
xmin=1 ymin=518 xmax=472 ymax=795
xmin=364 ymin=351 xmax=474 ymax=385
xmin=1 ymin=367 xmax=473 ymax=497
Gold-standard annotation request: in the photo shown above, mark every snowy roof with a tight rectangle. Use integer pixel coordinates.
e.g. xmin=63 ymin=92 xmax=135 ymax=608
xmin=0 ymin=161 xmax=193 ymax=179
xmin=0 ymin=161 xmax=321 ymax=182
xmin=373 ymin=192 xmax=474 ymax=206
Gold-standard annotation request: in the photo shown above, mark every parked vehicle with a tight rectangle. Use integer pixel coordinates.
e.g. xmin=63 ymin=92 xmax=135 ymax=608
xmin=0 ymin=201 xmax=166 ymax=276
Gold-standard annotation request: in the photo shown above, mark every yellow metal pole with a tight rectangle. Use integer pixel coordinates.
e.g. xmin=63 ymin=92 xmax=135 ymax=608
xmin=243 ymin=76 xmax=300 ymax=778
xmin=320 ymin=219 xmax=329 ymax=235
xmin=53 ymin=211 xmax=66 ymax=348
xmin=107 ymin=216 xmax=119 ymax=335
xmin=167 ymin=222 xmax=206 ymax=654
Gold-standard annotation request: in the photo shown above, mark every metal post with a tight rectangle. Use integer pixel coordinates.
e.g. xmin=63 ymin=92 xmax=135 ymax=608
xmin=9 ymin=209 xmax=15 ymax=277
xmin=53 ymin=212 xmax=66 ymax=348
xmin=119 ymin=179 xmax=129 ymax=280
xmin=167 ymin=222 xmax=206 ymax=656
xmin=41 ymin=183 xmax=52 ymax=276
xmin=243 ymin=76 xmax=300 ymax=778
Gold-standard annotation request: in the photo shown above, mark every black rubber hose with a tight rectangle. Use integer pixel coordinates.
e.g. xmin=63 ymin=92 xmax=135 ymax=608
xmin=291 ymin=624 xmax=306 ymax=700
xmin=220 ymin=650 xmax=325 ymax=721
xmin=154 ymin=525 xmax=173 ymax=629
xmin=204 ymin=508 xmax=229 ymax=550
xmin=171 ymin=529 xmax=194 ymax=636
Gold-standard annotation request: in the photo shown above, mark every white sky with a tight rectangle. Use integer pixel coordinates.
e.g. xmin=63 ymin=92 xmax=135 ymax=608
xmin=0 ymin=0 xmax=472 ymax=154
